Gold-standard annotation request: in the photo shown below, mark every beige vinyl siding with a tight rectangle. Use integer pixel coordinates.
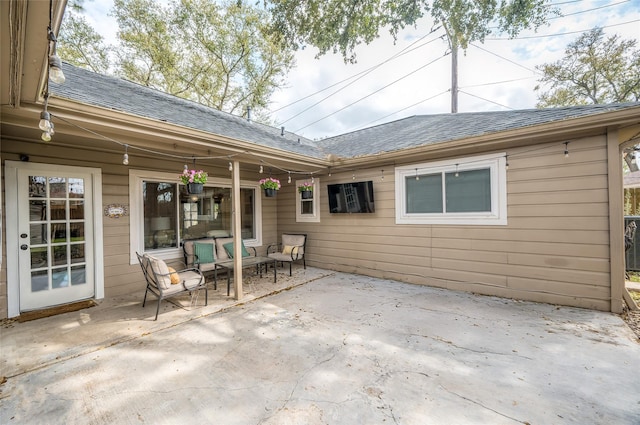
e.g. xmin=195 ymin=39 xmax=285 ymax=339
xmin=280 ymin=135 xmax=612 ymax=311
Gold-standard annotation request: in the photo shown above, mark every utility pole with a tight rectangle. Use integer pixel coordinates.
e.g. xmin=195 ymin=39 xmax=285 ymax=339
xmin=450 ymin=42 xmax=458 ymax=113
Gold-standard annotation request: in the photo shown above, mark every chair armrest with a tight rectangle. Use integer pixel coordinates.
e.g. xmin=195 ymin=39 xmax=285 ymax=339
xmin=248 ymin=246 xmax=257 ymax=256
xmin=289 ymin=245 xmax=303 ymax=260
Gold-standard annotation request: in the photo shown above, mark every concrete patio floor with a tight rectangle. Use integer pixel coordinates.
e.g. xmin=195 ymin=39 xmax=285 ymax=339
xmin=1 ymin=267 xmax=639 ymax=424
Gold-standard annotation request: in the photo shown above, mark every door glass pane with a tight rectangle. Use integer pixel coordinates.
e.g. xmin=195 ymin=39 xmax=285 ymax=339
xmin=71 ymin=243 xmax=85 ymax=263
xmin=29 ymin=200 xmax=47 ymax=221
xmin=68 ymin=178 xmax=84 ymax=198
xmin=406 ymin=173 xmax=443 ymax=213
xmin=49 ymin=177 xmax=67 ymax=198
xmin=30 ymin=224 xmax=47 ymax=245
xmin=31 ymin=247 xmax=48 ymax=268
xmin=53 ymin=245 xmax=68 ymax=266
xmin=445 ymin=168 xmax=491 ymax=212
xmin=143 ymin=181 xmax=177 ymax=250
xmin=50 ymin=200 xmax=67 ymax=220
xmin=52 ymin=267 xmax=69 ymax=289
xmin=70 ymin=223 xmax=85 ymax=241
xmin=70 ymin=200 xmax=85 ymax=219
xmin=29 ymin=176 xmax=47 ymax=197
xmin=71 ymin=265 xmax=87 ymax=285
xmin=31 ymin=270 xmax=49 ymax=292
xmin=51 ymin=223 xmax=67 ymax=243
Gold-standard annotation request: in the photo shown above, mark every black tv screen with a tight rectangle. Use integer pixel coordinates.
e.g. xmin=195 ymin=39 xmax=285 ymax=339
xmin=327 ymin=181 xmax=375 ymax=213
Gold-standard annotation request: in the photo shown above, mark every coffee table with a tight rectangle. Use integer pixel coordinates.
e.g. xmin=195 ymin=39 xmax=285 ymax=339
xmin=214 ymin=256 xmax=277 ymax=296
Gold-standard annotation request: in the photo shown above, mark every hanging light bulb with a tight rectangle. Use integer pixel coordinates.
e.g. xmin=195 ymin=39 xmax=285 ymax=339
xmin=328 ymin=167 xmax=332 ymax=177
xmin=415 ymin=168 xmax=419 ymax=181
xmin=184 ymin=164 xmax=188 ymax=171
xmin=287 ymin=173 xmax=291 ymax=184
xmin=311 ymin=176 xmax=315 ymax=184
xmin=41 ymin=131 xmax=52 ymax=142
xmin=259 ymin=164 xmax=264 ymax=174
xmin=228 ymin=161 xmax=233 ymax=171
xmin=505 ymin=156 xmax=509 ymax=170
xmin=381 ymin=169 xmax=384 ymax=181
xmin=123 ymin=144 xmax=129 ymax=165
xmin=352 ymin=173 xmax=356 ymax=180
xmin=48 ymin=31 xmax=65 ymax=84
xmin=564 ymin=142 xmax=569 ymax=158
xmin=455 ymin=164 xmax=459 ymax=177
xmin=38 ymin=110 xmax=52 ymax=132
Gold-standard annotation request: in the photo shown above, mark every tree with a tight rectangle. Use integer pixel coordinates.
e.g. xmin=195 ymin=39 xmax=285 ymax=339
xmin=264 ymin=0 xmax=556 ymax=112
xmin=535 ymin=28 xmax=640 ymax=107
xmin=58 ymin=13 xmax=112 ymax=74
xmin=59 ymin=0 xmax=295 ymax=120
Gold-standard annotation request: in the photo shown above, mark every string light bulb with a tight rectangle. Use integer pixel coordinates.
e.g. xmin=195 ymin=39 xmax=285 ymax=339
xmin=228 ymin=161 xmax=233 ymax=171
xmin=123 ymin=144 xmax=129 ymax=165
xmin=311 ymin=176 xmax=314 ymax=184
xmin=352 ymin=173 xmax=356 ymax=180
xmin=564 ymin=142 xmax=569 ymax=158
xmin=505 ymin=155 xmax=509 ymax=170
xmin=259 ymin=164 xmax=263 ymax=173
xmin=287 ymin=173 xmax=291 ymax=184
xmin=48 ymin=30 xmax=65 ymax=84
xmin=38 ymin=110 xmax=52 ymax=132
xmin=328 ymin=167 xmax=332 ymax=177
xmin=415 ymin=168 xmax=419 ymax=181
xmin=41 ymin=131 xmax=52 ymax=142
xmin=381 ymin=169 xmax=384 ymax=181
xmin=455 ymin=164 xmax=459 ymax=177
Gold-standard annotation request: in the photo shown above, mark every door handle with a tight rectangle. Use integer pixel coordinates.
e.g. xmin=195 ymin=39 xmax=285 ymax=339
xmin=20 ymin=244 xmax=28 ymax=250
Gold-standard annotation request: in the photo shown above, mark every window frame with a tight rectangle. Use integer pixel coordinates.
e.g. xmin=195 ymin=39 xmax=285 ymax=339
xmin=129 ymin=170 xmax=262 ymax=263
xmin=395 ymin=153 xmax=507 ymax=225
xmin=295 ymin=178 xmax=320 ymax=222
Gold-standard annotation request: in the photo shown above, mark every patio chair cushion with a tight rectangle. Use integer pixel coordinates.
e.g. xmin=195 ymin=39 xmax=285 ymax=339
xmin=146 ymin=255 xmax=172 ymax=289
xmin=194 ymin=241 xmax=215 ymax=264
xmin=215 ymin=237 xmax=233 ymax=260
xmin=282 ymin=245 xmax=299 ymax=255
xmin=223 ymin=241 xmax=251 ymax=258
xmin=167 ymin=266 xmax=180 ymax=284
xmin=281 ymin=234 xmax=306 ymax=255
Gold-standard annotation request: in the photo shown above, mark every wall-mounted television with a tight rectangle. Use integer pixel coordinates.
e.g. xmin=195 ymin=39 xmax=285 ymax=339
xmin=327 ymin=181 xmax=375 ymax=213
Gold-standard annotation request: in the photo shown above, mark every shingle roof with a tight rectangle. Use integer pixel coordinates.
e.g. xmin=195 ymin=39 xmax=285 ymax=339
xmin=53 ymin=64 xmax=640 ymax=161
xmin=314 ymin=103 xmax=640 ymax=158
xmin=51 ymin=64 xmax=326 ymax=158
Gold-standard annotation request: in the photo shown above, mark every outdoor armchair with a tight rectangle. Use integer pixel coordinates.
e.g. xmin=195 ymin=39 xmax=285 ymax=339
xmin=267 ymin=233 xmax=307 ymax=276
xmin=136 ymin=252 xmax=207 ymax=320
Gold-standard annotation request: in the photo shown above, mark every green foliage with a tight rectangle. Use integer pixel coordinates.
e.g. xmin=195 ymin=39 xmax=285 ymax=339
xmin=58 ymin=13 xmax=112 ymax=74
xmin=59 ymin=0 xmax=295 ymax=120
xmin=264 ymin=0 xmax=556 ymax=62
xmin=535 ymin=28 xmax=640 ymax=108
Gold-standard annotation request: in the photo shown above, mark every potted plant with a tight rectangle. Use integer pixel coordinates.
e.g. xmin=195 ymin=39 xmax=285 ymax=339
xmin=298 ymin=181 xmax=314 ymax=199
xmin=180 ymin=168 xmax=208 ymax=194
xmin=259 ymin=177 xmax=281 ymax=197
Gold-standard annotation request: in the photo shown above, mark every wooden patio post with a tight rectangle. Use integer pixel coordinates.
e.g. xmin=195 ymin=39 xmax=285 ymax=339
xmin=232 ymin=159 xmax=243 ymax=300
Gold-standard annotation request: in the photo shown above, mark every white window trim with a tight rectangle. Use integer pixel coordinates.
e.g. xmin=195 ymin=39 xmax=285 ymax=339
xmin=395 ymin=153 xmax=507 ymax=225
xmin=128 ymin=170 xmax=262 ymax=264
xmin=296 ymin=178 xmax=320 ymax=222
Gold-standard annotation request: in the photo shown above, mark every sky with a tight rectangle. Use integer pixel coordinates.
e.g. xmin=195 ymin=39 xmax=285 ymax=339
xmin=78 ymin=0 xmax=640 ymax=140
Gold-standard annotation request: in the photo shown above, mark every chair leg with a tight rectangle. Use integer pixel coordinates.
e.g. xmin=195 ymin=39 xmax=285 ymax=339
xmin=142 ymin=285 xmax=149 ymax=307
xmin=155 ymin=297 xmax=161 ymax=320
xmin=289 ymin=262 xmax=292 ymax=276
xmin=303 ymin=258 xmax=306 ymax=269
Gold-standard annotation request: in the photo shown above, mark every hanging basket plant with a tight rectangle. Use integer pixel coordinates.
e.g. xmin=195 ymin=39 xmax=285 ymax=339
xmin=180 ymin=168 xmax=208 ymax=194
xmin=298 ymin=182 xmax=313 ymax=199
xmin=259 ymin=177 xmax=281 ymax=197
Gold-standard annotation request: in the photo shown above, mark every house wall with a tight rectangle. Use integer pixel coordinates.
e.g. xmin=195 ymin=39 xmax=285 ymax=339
xmin=276 ymin=135 xmax=613 ymax=311
xmin=0 ymin=137 xmax=276 ymax=319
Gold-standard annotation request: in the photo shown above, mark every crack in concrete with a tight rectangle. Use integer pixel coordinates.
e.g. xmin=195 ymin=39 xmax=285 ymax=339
xmin=439 ymin=384 xmax=528 ymax=424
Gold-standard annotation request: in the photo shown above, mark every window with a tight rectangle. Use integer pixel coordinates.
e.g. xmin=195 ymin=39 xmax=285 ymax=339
xmin=395 ymin=153 xmax=507 ymax=225
xmin=296 ymin=178 xmax=320 ymax=222
xmin=129 ymin=170 xmax=262 ymax=262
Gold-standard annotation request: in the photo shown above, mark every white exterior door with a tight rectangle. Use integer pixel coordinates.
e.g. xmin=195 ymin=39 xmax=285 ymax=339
xmin=5 ymin=161 xmax=104 ymax=315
